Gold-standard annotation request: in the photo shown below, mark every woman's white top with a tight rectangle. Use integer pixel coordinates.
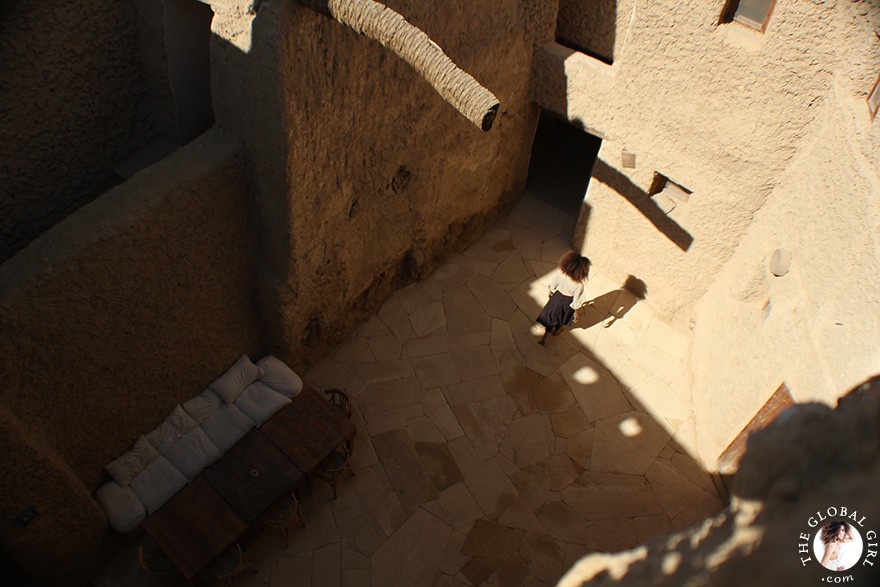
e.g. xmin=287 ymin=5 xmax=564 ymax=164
xmin=548 ymin=271 xmax=588 ymax=309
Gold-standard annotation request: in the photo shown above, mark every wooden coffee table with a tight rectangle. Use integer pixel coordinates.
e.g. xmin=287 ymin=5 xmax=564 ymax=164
xmin=261 ymin=386 xmax=356 ymax=473
xmin=202 ymin=429 xmax=304 ymax=522
xmin=143 ymin=475 xmax=248 ymax=580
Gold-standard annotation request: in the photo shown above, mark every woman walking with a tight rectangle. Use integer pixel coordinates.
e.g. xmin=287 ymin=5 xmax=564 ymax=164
xmin=536 ymin=250 xmax=591 ymax=345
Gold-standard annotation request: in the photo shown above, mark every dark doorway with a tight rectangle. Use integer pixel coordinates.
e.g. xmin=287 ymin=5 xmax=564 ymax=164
xmin=525 ymin=110 xmax=602 ymax=219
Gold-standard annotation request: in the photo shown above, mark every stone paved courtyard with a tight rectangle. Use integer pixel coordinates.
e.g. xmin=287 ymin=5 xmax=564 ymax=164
xmin=94 ymin=195 xmax=725 ymax=586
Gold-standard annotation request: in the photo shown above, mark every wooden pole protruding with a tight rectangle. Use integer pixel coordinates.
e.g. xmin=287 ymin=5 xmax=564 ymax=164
xmin=301 ymin=0 xmax=500 ymax=131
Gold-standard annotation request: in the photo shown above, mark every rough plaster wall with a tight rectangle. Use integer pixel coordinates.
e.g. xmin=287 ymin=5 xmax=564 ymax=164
xmin=556 ymin=0 xmax=618 ymax=62
xmin=559 ymin=379 xmax=880 ymax=586
xmin=211 ymin=0 xmax=556 ymax=367
xmin=0 ymin=129 xmax=262 ymax=583
xmin=0 ymin=0 xmax=154 ymax=263
xmin=690 ymin=78 xmax=880 ymax=463
xmin=210 ymin=0 xmax=294 ymax=362
xmin=0 ymin=405 xmax=106 ymax=584
xmin=133 ymin=0 xmax=178 ymax=142
xmin=163 ymin=0 xmax=216 ymax=142
xmin=533 ymin=0 xmax=842 ymax=322
xmin=133 ymin=0 xmax=216 ymax=144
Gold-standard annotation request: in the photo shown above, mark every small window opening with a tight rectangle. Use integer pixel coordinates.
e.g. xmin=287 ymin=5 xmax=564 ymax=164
xmin=649 ymin=174 xmax=691 ymax=201
xmin=649 ymin=173 xmax=692 ymax=215
xmin=720 ymin=0 xmax=776 ymax=33
xmin=868 ymin=73 xmax=880 ymax=122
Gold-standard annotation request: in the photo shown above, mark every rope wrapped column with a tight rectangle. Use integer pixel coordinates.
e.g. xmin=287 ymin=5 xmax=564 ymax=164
xmin=301 ymin=0 xmax=500 ymax=131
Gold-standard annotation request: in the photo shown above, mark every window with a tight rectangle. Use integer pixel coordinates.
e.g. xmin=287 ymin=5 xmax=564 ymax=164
xmin=868 ymin=73 xmax=880 ymax=122
xmin=720 ymin=0 xmax=776 ymax=33
xmin=648 ymin=173 xmax=692 ymax=215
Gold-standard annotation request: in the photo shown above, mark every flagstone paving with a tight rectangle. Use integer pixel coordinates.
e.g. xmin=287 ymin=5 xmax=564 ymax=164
xmin=93 ymin=195 xmax=725 ymax=587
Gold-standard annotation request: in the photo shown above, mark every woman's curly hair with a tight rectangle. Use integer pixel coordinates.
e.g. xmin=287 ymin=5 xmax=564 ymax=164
xmin=559 ymin=250 xmax=591 ymax=282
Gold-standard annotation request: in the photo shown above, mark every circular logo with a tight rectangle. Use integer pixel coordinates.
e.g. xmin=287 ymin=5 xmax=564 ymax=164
xmin=812 ymin=520 xmax=864 ymax=572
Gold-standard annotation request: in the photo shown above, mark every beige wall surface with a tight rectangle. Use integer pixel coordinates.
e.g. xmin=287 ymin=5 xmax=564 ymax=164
xmin=692 ymin=80 xmax=880 ymax=465
xmin=0 ymin=129 xmax=263 ymax=581
xmin=210 ymin=0 xmax=555 ymax=367
xmin=533 ymin=0 xmax=863 ymax=321
xmin=556 ymin=0 xmax=619 ymax=63
xmin=0 ymin=0 xmax=154 ymax=263
xmin=534 ymin=0 xmax=880 ymax=463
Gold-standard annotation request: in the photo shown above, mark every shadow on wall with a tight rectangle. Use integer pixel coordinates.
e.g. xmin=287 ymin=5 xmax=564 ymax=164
xmin=592 ymin=159 xmax=693 ymax=252
xmin=1 ymin=0 xmax=537 ymax=583
xmin=555 ymin=0 xmax=617 ymax=65
xmin=526 ymin=99 xmax=694 ymax=253
xmin=0 ymin=0 xmax=217 ymax=266
xmin=0 ymin=3 xmax=268 ymax=578
xmin=536 ymin=10 xmax=696 ymax=254
xmin=208 ymin=2 xmax=296 ymax=365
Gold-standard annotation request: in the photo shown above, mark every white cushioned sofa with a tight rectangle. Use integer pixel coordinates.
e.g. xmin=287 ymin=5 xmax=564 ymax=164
xmin=94 ymin=354 xmax=303 ymax=533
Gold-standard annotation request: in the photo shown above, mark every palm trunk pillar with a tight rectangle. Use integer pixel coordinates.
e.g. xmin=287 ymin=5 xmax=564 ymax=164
xmin=300 ymin=0 xmax=500 ymax=131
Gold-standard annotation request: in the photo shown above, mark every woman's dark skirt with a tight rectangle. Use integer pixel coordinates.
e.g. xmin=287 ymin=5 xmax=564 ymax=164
xmin=537 ymin=292 xmax=575 ymax=330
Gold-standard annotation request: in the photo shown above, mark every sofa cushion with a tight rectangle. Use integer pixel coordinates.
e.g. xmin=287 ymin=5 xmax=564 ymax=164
xmin=166 ymin=404 xmax=197 ymax=434
xmin=201 ymin=404 xmax=255 ymax=453
xmin=257 ymin=355 xmax=303 ymax=398
xmin=130 ymin=434 xmax=161 ymax=465
xmin=235 ymin=381 xmax=291 ymax=426
xmin=128 ymin=456 xmax=188 ymax=514
xmin=146 ymin=405 xmax=197 ymax=455
xmin=104 ymin=436 xmax=159 ymax=487
xmin=95 ymin=480 xmax=147 ymax=534
xmin=163 ymin=426 xmax=223 ymax=480
xmin=183 ymin=388 xmax=223 ymax=424
xmin=210 ymin=355 xmax=264 ymax=405
xmin=105 ymin=453 xmax=143 ymax=487
xmin=105 ymin=435 xmax=160 ymax=487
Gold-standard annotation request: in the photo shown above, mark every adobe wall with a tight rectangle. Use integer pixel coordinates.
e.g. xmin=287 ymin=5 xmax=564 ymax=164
xmin=0 ymin=129 xmax=263 ymax=582
xmin=0 ymin=0 xmax=154 ymax=263
xmin=556 ymin=0 xmax=616 ymax=63
xmin=534 ymin=0 xmax=880 ymax=466
xmin=690 ymin=62 xmax=880 ymax=462
xmin=0 ymin=0 xmax=554 ymax=578
xmin=533 ymin=0 xmax=845 ymax=323
xmin=132 ymin=0 xmax=178 ymax=142
xmin=209 ymin=0 xmax=556 ymax=367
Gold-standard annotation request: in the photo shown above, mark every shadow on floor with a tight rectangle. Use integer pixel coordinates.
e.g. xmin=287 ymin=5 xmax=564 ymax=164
xmin=573 ymin=275 xmax=648 ymax=330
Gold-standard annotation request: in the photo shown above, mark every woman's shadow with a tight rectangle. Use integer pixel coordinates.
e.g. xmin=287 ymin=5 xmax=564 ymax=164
xmin=574 ymin=275 xmax=648 ymax=329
